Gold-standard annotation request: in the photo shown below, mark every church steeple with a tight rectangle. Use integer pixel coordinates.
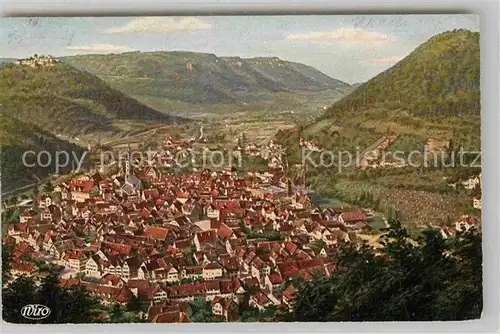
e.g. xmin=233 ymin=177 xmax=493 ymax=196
xmin=125 ymin=144 xmax=131 ymax=177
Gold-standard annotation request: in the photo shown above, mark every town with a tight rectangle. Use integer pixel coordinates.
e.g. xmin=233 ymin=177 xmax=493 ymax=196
xmin=2 ymin=132 xmax=480 ymax=323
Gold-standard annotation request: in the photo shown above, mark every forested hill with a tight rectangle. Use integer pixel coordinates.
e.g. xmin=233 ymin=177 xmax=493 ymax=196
xmin=323 ymin=29 xmax=480 ymax=120
xmin=0 ymin=112 xmax=86 ymax=193
xmin=0 ymin=62 xmax=181 ymax=137
xmin=61 ymin=52 xmax=350 ymax=104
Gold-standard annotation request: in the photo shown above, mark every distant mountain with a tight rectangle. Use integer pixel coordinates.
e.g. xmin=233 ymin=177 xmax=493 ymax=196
xmin=323 ymin=29 xmax=480 ymax=119
xmin=61 ymin=52 xmax=350 ymax=104
xmin=351 ymin=82 xmax=364 ymax=88
xmin=0 ymin=62 xmax=182 ymax=137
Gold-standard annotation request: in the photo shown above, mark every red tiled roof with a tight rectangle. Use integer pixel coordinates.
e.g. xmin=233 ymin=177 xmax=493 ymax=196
xmin=101 ymin=274 xmax=122 ymax=286
xmin=204 ymin=262 xmax=222 ymax=270
xmin=341 ymin=209 xmax=367 ymax=222
xmin=12 ymin=261 xmax=36 ymax=273
xmin=219 ymin=278 xmax=241 ymax=294
xmin=297 ymin=258 xmax=324 ymax=270
xmin=70 ymin=181 xmax=95 ymax=193
xmin=283 ymin=241 xmax=298 ymax=255
xmin=268 ymin=272 xmax=283 ymax=284
xmin=244 ymin=277 xmax=259 ymax=289
xmin=144 ymin=226 xmax=169 ymax=241
xmin=126 ymin=279 xmax=150 ymax=290
xmin=252 ymin=292 xmax=272 ymax=306
xmin=143 ymin=189 xmax=160 ymax=199
xmin=282 ymin=284 xmax=296 ymax=301
xmin=63 ymin=249 xmax=85 ymax=260
xmin=456 ymin=216 xmax=479 ymax=224
xmin=115 ymin=286 xmax=134 ymax=304
xmin=102 ymin=242 xmax=132 ymax=256
xmin=196 ymin=230 xmax=217 ymax=243
xmin=217 ymin=223 xmax=234 ymax=240
xmin=153 ymin=311 xmax=191 ymax=323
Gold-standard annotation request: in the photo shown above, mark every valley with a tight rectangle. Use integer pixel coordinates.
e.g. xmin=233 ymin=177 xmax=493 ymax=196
xmin=1 ymin=29 xmax=481 ymax=241
xmin=0 ymin=15 xmax=483 ymax=324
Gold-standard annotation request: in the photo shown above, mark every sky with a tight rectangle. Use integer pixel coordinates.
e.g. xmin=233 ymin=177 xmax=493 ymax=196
xmin=1 ymin=15 xmax=479 ymax=83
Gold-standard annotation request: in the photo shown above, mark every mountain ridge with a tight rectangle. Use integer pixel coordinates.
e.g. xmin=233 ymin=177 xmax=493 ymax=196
xmin=322 ymin=29 xmax=480 ymax=120
xmin=61 ymin=51 xmax=350 ymax=105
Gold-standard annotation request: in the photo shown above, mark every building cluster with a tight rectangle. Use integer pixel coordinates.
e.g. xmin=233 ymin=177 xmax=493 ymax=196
xmin=243 ymin=139 xmax=285 ymax=169
xmin=15 ymin=54 xmax=57 ymax=68
xmin=438 ymin=215 xmax=480 ymax=239
xmin=462 ymin=173 xmax=482 ymax=210
xmin=299 ymin=137 xmax=322 ymax=152
xmin=4 ymin=150 xmax=372 ymax=322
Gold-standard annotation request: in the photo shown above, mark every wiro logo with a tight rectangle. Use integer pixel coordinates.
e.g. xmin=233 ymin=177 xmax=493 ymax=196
xmin=20 ymin=304 xmax=51 ymax=320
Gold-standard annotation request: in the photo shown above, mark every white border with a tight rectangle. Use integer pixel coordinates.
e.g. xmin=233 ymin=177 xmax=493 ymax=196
xmin=0 ymin=0 xmax=498 ymax=333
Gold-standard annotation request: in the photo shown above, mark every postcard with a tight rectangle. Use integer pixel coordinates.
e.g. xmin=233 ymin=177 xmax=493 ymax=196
xmin=0 ymin=14 xmax=481 ymax=324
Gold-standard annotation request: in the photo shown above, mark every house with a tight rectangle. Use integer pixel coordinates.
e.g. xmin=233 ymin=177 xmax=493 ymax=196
xmin=152 ymin=285 xmax=169 ymax=304
xmin=185 ymin=266 xmax=204 ymax=280
xmin=264 ymin=272 xmax=283 ymax=296
xmin=152 ymin=264 xmax=180 ymax=283
xmin=207 ymin=204 xmax=220 ymax=219
xmin=455 ymin=216 xmax=480 ymax=232
xmin=101 ymin=274 xmax=125 ymax=288
xmin=122 ymin=257 xmax=140 ymax=280
xmin=20 ymin=210 xmax=37 ymax=224
xmin=203 ymin=262 xmax=223 ymax=280
xmin=473 ymin=197 xmax=482 ymax=210
xmin=211 ymin=296 xmax=239 ymax=321
xmin=39 ymin=195 xmax=53 ymax=209
xmin=144 ymin=227 xmax=173 ymax=243
xmin=249 ymin=292 xmax=274 ymax=311
xmin=282 ymin=284 xmax=296 ymax=308
xmin=85 ymin=256 xmax=103 ymax=278
xmin=194 ymin=230 xmax=217 ymax=251
xmin=11 ymin=261 xmax=37 ymax=277
xmin=152 ymin=311 xmax=191 ymax=323
xmin=250 ymin=257 xmax=271 ymax=282
xmin=41 ymin=208 xmax=53 ymax=221
xmin=339 ymin=209 xmax=367 ymax=231
xmin=70 ymin=181 xmax=98 ymax=202
xmin=461 ymin=174 xmax=481 ymax=190
xmin=63 ymin=250 xmax=88 ymax=273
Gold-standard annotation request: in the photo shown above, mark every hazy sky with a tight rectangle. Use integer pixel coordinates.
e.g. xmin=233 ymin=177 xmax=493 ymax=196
xmin=1 ymin=15 xmax=479 ymax=83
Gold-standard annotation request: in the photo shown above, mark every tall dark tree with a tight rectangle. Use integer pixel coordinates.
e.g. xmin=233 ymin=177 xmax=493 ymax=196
xmin=280 ymin=220 xmax=482 ymax=322
xmin=1 ymin=242 xmax=13 ymax=285
xmin=2 ymin=271 xmax=101 ymax=323
xmin=43 ymin=181 xmax=54 ymax=194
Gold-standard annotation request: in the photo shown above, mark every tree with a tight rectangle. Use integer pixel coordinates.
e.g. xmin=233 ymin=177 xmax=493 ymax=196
xmin=8 ymin=196 xmax=18 ymax=206
xmin=109 ymin=303 xmax=125 ymax=323
xmin=188 ymin=298 xmax=220 ymax=322
xmin=280 ymin=220 xmax=482 ymax=322
xmin=2 ymin=242 xmax=13 ymax=285
xmin=32 ymin=186 xmax=39 ymax=203
xmin=125 ymin=295 xmax=143 ymax=313
xmin=2 ymin=271 xmax=101 ymax=323
xmin=43 ymin=181 xmax=54 ymax=194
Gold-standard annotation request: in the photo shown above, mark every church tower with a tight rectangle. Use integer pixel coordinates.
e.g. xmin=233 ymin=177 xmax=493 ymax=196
xmin=125 ymin=144 xmax=131 ymax=177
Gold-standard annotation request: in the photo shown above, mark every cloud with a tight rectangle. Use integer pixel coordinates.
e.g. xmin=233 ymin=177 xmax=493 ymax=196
xmin=370 ymin=56 xmax=404 ymax=63
xmin=65 ymin=44 xmax=137 ymax=54
xmin=104 ymin=17 xmax=212 ymax=34
xmin=286 ymin=28 xmax=393 ymax=43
